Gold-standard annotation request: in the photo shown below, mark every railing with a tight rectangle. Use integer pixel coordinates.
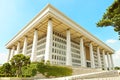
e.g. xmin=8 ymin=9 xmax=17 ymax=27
xmin=35 ymin=71 xmax=120 ymax=80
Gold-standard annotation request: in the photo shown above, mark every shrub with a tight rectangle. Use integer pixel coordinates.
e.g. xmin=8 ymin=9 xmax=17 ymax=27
xmin=45 ymin=65 xmax=72 ymax=77
xmin=2 ymin=63 xmax=12 ymax=76
xmin=37 ymin=61 xmax=47 ymax=75
xmin=114 ymin=66 xmax=120 ymax=70
xmin=0 ymin=66 xmax=3 ymax=74
xmin=22 ymin=63 xmax=37 ymax=77
xmin=0 ymin=74 xmax=5 ymax=77
xmin=37 ymin=61 xmax=72 ymax=78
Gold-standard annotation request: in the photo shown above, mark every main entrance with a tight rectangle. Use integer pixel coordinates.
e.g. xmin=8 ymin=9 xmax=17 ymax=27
xmin=86 ymin=61 xmax=91 ymax=68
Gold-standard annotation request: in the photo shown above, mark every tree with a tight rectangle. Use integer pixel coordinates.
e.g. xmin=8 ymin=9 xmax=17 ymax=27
xmin=10 ymin=54 xmax=30 ymax=77
xmin=114 ymin=66 xmax=120 ymax=70
xmin=97 ymin=0 xmax=120 ymax=39
xmin=0 ymin=66 xmax=3 ymax=74
xmin=37 ymin=61 xmax=47 ymax=75
xmin=22 ymin=62 xmax=37 ymax=77
xmin=2 ymin=63 xmax=11 ymax=76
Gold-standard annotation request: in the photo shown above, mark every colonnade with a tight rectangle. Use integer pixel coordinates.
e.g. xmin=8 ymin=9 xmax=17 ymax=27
xmin=7 ymin=19 xmax=114 ymax=70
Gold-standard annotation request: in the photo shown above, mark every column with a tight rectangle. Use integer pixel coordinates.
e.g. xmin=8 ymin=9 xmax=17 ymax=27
xmin=110 ymin=54 xmax=114 ymax=70
xmin=7 ymin=49 xmax=11 ymax=62
xmin=80 ymin=37 xmax=86 ymax=67
xmin=102 ymin=50 xmax=107 ymax=70
xmin=10 ymin=46 xmax=15 ymax=60
xmin=16 ymin=41 xmax=20 ymax=54
xmin=66 ymin=29 xmax=72 ymax=66
xmin=107 ymin=52 xmax=111 ymax=70
xmin=97 ymin=47 xmax=102 ymax=68
xmin=45 ymin=19 xmax=53 ymax=62
xmin=89 ymin=43 xmax=95 ymax=68
xmin=22 ymin=36 xmax=27 ymax=55
xmin=31 ymin=29 xmax=38 ymax=62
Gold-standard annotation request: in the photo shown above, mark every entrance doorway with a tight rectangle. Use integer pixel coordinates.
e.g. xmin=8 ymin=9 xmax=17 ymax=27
xmin=86 ymin=61 xmax=91 ymax=68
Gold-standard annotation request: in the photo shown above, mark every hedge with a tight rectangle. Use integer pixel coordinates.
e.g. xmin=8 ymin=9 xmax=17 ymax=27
xmin=37 ymin=62 xmax=72 ymax=78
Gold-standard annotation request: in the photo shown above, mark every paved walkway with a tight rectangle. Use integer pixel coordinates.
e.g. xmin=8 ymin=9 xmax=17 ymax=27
xmin=78 ymin=76 xmax=120 ymax=80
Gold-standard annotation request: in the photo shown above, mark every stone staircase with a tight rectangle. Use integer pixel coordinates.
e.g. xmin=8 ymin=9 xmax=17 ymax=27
xmin=35 ymin=71 xmax=120 ymax=80
xmin=79 ymin=70 xmax=119 ymax=79
xmin=72 ymin=67 xmax=119 ymax=79
xmin=72 ymin=67 xmax=102 ymax=75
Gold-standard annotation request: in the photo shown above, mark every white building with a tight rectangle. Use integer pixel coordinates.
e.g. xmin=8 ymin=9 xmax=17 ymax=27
xmin=6 ymin=4 xmax=114 ymax=70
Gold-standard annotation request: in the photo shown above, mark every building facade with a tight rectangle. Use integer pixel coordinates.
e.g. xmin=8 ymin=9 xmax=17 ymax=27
xmin=6 ymin=4 xmax=114 ymax=70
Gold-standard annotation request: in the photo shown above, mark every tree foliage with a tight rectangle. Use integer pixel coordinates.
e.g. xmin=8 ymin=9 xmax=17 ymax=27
xmin=2 ymin=63 xmax=11 ymax=76
xmin=37 ymin=60 xmax=47 ymax=75
xmin=22 ymin=62 xmax=37 ymax=77
xmin=0 ymin=66 xmax=3 ymax=74
xmin=114 ymin=66 xmax=120 ymax=70
xmin=10 ymin=54 xmax=30 ymax=77
xmin=97 ymin=0 xmax=120 ymax=39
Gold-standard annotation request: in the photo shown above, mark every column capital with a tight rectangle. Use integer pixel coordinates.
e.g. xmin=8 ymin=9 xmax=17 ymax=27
xmin=34 ymin=28 xmax=38 ymax=31
xmin=80 ymin=36 xmax=84 ymax=39
xmin=97 ymin=46 xmax=100 ymax=48
xmin=49 ymin=18 xmax=52 ymax=20
xmin=12 ymin=46 xmax=15 ymax=49
xmin=107 ymin=52 xmax=110 ymax=54
xmin=17 ymin=41 xmax=21 ymax=43
xmin=89 ymin=42 xmax=93 ymax=45
xmin=24 ymin=35 xmax=28 ymax=38
xmin=97 ymin=46 xmax=100 ymax=49
xmin=102 ymin=49 xmax=105 ymax=52
xmin=67 ymin=28 xmax=71 ymax=31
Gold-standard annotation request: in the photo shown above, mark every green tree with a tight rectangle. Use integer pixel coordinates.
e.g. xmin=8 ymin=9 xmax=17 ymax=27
xmin=2 ymin=63 xmax=11 ymax=76
xmin=0 ymin=66 xmax=3 ymax=74
xmin=114 ymin=66 xmax=120 ymax=70
xmin=97 ymin=0 xmax=120 ymax=39
xmin=22 ymin=62 xmax=37 ymax=77
xmin=10 ymin=54 xmax=30 ymax=77
xmin=37 ymin=61 xmax=46 ymax=75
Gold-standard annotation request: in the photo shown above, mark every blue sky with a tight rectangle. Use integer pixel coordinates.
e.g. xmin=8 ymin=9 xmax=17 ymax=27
xmin=0 ymin=0 xmax=120 ymax=66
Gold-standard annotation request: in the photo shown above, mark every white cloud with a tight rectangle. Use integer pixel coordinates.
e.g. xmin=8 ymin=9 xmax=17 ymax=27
xmin=113 ymin=49 xmax=120 ymax=66
xmin=106 ymin=39 xmax=118 ymax=44
xmin=0 ymin=53 xmax=8 ymax=64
